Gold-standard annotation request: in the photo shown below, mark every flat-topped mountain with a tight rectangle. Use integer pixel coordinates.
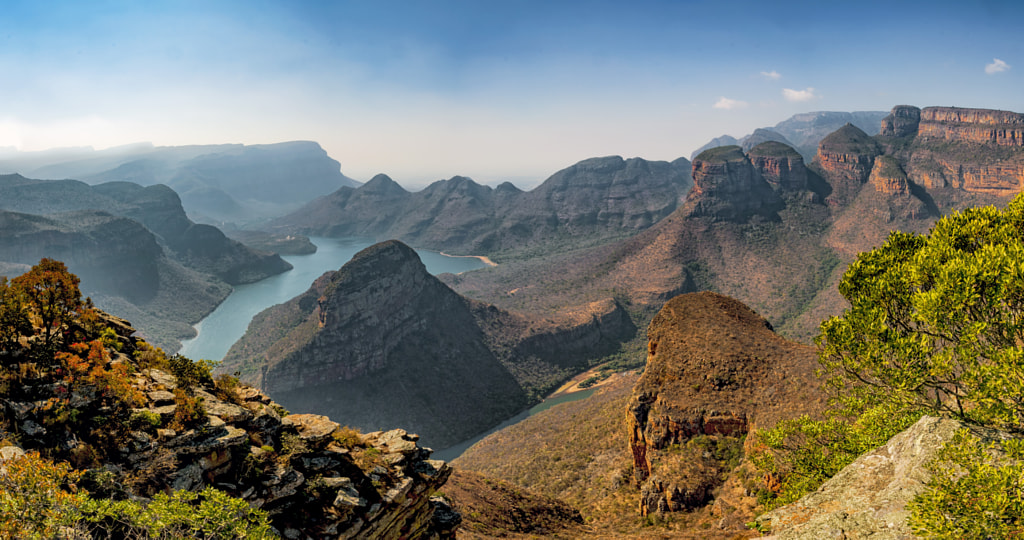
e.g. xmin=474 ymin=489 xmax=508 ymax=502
xmin=0 ymin=141 xmax=357 ymax=225
xmin=0 ymin=174 xmax=292 ymax=350
xmin=272 ymin=155 xmax=692 ymax=256
xmin=221 ymin=240 xmax=635 ymax=448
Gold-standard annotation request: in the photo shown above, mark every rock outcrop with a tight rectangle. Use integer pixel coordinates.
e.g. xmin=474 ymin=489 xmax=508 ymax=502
xmin=627 ymin=292 xmax=823 ymax=517
xmin=684 ymin=146 xmax=782 ymax=221
xmin=868 ymin=155 xmax=910 ymax=196
xmin=222 ymin=240 xmax=634 ymax=449
xmin=814 ymin=124 xmax=881 ymax=205
xmin=273 ymin=155 xmax=692 ymax=255
xmin=748 ymin=141 xmax=810 ymax=192
xmin=879 ymin=105 xmax=921 ymax=138
xmin=755 ymin=416 xmax=963 ymax=539
xmin=0 ymin=311 xmax=459 ymax=539
xmin=918 ymin=106 xmax=1024 ymax=146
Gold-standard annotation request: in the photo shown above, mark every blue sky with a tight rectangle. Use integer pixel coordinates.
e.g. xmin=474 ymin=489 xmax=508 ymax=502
xmin=1 ymin=0 xmax=1021 ymax=188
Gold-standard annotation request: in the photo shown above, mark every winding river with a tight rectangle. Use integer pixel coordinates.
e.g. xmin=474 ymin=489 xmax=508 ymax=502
xmin=178 ymin=237 xmax=487 ymax=362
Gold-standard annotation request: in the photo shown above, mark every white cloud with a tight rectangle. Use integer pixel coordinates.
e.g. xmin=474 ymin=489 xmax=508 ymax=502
xmin=760 ymin=70 xmax=781 ymax=81
xmin=985 ymin=58 xmax=1010 ymax=74
xmin=713 ymin=97 xmax=748 ymax=110
xmin=782 ymin=87 xmax=818 ymax=102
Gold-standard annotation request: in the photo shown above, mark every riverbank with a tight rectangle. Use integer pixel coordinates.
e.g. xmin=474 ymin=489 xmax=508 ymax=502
xmin=548 ymin=365 xmax=627 ymax=397
xmin=439 ymin=251 xmax=498 ymax=267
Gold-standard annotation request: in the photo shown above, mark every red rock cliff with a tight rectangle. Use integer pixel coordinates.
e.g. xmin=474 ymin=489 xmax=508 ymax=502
xmin=814 ymin=124 xmax=881 ymax=205
xmin=918 ymin=106 xmax=1024 ymax=146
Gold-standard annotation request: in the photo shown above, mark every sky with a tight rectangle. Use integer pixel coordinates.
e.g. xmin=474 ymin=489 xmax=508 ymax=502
xmin=1 ymin=0 xmax=1022 ymax=189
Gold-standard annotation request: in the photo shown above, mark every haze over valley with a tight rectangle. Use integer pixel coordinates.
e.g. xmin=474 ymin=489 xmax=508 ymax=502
xmin=2 ymin=1 xmax=1024 ymax=538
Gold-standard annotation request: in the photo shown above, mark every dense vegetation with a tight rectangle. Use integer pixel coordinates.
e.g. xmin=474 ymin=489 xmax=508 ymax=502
xmin=752 ymin=194 xmax=1024 ymax=535
xmin=0 ymin=258 xmax=275 ymax=538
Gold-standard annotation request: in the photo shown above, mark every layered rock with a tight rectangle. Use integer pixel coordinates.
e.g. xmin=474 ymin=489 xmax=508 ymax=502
xmin=814 ymin=124 xmax=881 ymax=205
xmin=748 ymin=141 xmax=809 ymax=192
xmin=879 ymin=105 xmax=921 ymax=138
xmin=684 ymin=146 xmax=782 ymax=221
xmin=627 ymin=292 xmax=823 ymax=516
xmin=0 ymin=311 xmax=459 ymax=539
xmin=868 ymin=155 xmax=910 ymax=195
xmin=755 ymin=416 xmax=963 ymax=539
xmin=918 ymin=106 xmax=1024 ymax=146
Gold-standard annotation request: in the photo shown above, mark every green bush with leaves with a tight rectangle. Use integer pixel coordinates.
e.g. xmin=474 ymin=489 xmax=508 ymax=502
xmin=908 ymin=429 xmax=1024 ymax=539
xmin=753 ymin=194 xmax=1024 ymax=521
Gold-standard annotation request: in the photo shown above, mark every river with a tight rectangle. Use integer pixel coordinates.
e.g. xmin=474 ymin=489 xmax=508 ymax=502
xmin=178 ymin=237 xmax=487 ymax=362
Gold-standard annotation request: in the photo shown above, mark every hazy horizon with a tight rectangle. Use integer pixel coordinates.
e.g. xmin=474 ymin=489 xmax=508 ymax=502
xmin=3 ymin=0 xmax=1021 ymax=188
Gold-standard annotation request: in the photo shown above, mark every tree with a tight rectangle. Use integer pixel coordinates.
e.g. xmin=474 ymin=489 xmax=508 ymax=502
xmin=0 ymin=277 xmax=32 ymax=353
xmin=818 ymin=194 xmax=1024 ymax=431
xmin=11 ymin=258 xmax=89 ymax=348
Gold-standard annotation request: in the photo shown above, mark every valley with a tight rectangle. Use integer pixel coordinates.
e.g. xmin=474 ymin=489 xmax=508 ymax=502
xmin=2 ymin=104 xmax=1024 ymax=539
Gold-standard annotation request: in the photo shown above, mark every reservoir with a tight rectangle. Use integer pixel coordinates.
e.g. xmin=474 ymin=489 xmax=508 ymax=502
xmin=178 ymin=237 xmax=486 ymax=362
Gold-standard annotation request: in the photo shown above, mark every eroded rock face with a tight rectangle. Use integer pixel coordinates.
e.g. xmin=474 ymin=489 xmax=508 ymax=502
xmin=868 ymin=156 xmax=910 ymax=196
xmin=626 ymin=292 xmax=823 ymax=517
xmin=755 ymin=416 xmax=963 ymax=539
xmin=814 ymin=124 xmax=881 ymax=206
xmin=918 ymin=106 xmax=1024 ymax=146
xmin=748 ymin=141 xmax=810 ymax=192
xmin=684 ymin=146 xmax=782 ymax=221
xmin=879 ymin=105 xmax=921 ymax=138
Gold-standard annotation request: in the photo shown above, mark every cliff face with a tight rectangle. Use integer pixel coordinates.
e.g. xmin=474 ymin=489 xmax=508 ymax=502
xmin=626 ymin=292 xmax=823 ymax=516
xmin=0 ymin=311 xmax=458 ymax=539
xmin=918 ymin=106 xmax=1024 ymax=146
xmin=684 ymin=146 xmax=782 ymax=221
xmin=748 ymin=141 xmax=809 ymax=192
xmin=274 ymin=155 xmax=692 ymax=255
xmin=879 ymin=105 xmax=922 ymax=137
xmin=813 ymin=124 xmax=881 ymax=205
xmin=868 ymin=155 xmax=910 ymax=195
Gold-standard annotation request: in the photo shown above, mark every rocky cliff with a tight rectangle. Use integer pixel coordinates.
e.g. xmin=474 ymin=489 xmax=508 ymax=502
xmin=879 ymin=104 xmax=921 ymax=137
xmin=0 ymin=309 xmax=459 ymax=539
xmin=918 ymin=106 xmax=1024 ymax=146
xmin=684 ymin=146 xmax=782 ymax=221
xmin=274 ymin=155 xmax=692 ymax=256
xmin=813 ymin=124 xmax=881 ymax=206
xmin=222 ymin=240 xmax=634 ymax=448
xmin=627 ymin=292 xmax=824 ymax=517
xmin=748 ymin=141 xmax=810 ymax=192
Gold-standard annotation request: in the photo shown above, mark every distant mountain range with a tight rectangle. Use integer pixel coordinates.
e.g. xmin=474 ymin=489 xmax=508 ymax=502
xmin=690 ymin=110 xmax=889 ymax=160
xmin=272 ymin=155 xmax=692 ymax=257
xmin=0 ymin=141 xmax=358 ymax=226
xmin=0 ymin=174 xmax=292 ymax=350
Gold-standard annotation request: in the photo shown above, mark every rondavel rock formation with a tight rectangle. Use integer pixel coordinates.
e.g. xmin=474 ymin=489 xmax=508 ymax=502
xmin=626 ymin=292 xmax=824 ymax=519
xmin=220 ymin=240 xmax=635 ymax=449
xmin=0 ymin=311 xmax=460 ymax=539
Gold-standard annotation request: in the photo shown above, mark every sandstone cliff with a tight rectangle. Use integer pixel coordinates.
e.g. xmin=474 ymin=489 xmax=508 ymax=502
xmin=683 ymin=146 xmax=782 ymax=221
xmin=879 ymin=104 xmax=921 ymax=138
xmin=222 ymin=240 xmax=635 ymax=448
xmin=813 ymin=124 xmax=881 ymax=206
xmin=273 ymin=155 xmax=692 ymax=256
xmin=627 ymin=292 xmax=824 ymax=517
xmin=748 ymin=141 xmax=810 ymax=192
xmin=0 ymin=309 xmax=459 ymax=539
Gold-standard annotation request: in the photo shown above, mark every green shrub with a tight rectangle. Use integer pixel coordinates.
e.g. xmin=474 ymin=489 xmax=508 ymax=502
xmin=908 ymin=429 xmax=1024 ymax=539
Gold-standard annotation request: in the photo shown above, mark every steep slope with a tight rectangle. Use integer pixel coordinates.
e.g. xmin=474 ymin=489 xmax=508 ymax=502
xmin=0 ymin=174 xmax=291 ymax=350
xmin=0 ymin=305 xmax=459 ymax=538
xmin=273 ymin=155 xmax=692 ymax=257
xmin=221 ymin=240 xmax=635 ymax=448
xmin=627 ymin=293 xmax=823 ymax=519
